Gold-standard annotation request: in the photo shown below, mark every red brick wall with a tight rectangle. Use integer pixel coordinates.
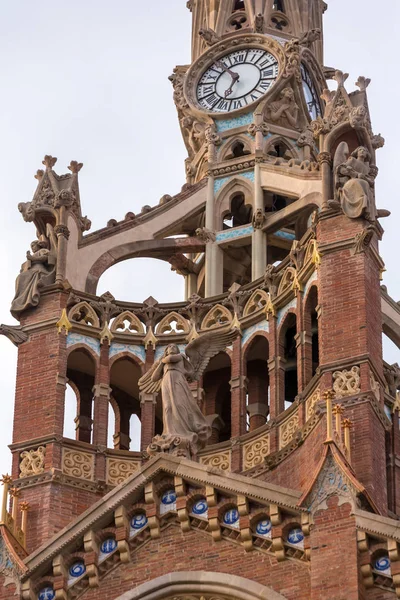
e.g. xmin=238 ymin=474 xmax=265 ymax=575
xmin=79 ymin=525 xmax=311 ymax=600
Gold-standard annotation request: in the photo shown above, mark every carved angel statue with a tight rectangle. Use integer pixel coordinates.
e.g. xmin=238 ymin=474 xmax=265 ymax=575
xmin=11 ymin=223 xmax=58 ymax=318
xmin=139 ymin=328 xmax=239 ymax=457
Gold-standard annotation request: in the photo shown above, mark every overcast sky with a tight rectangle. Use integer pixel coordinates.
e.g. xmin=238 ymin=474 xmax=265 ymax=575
xmin=0 ymin=1 xmax=398 ymax=475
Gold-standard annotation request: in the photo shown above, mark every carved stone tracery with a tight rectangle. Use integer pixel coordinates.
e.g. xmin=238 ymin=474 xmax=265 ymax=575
xmin=19 ymin=446 xmax=46 ymax=478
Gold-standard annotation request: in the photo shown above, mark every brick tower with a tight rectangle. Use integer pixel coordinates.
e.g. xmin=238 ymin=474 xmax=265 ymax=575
xmin=0 ymin=1 xmax=399 ymax=599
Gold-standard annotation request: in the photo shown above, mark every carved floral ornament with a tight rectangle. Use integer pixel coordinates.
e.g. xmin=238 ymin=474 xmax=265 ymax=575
xmin=200 ymin=450 xmax=231 ymax=471
xmin=279 ymin=411 xmax=300 ymax=449
xmin=62 ymin=449 xmax=94 ymax=481
xmin=19 ymin=446 xmax=46 ymax=478
xmin=243 ymin=434 xmax=270 ymax=471
xmin=333 ymin=366 xmax=361 ymax=399
xmin=106 ymin=458 xmax=140 ymax=486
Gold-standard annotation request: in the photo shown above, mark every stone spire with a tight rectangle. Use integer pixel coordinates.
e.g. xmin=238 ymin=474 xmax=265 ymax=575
xmin=188 ymin=0 xmax=327 ymax=64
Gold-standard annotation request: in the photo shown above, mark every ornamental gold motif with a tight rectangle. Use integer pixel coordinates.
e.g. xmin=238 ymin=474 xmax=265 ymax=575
xmin=19 ymin=446 xmax=46 ymax=478
xmin=200 ymin=450 xmax=231 ymax=471
xmin=62 ymin=449 xmax=94 ymax=481
xmin=279 ymin=411 xmax=300 ymax=449
xmin=106 ymin=458 xmax=140 ymax=486
xmin=243 ymin=434 xmax=270 ymax=470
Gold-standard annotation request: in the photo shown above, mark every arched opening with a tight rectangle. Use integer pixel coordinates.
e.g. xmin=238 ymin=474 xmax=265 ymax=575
xmin=234 ymin=0 xmax=245 ymax=10
xmin=64 ymin=383 xmax=79 ymax=440
xmin=305 ymin=287 xmax=320 ymax=385
xmin=245 ymin=336 xmax=270 ymax=431
xmin=109 ymin=357 xmax=142 ymax=450
xmin=203 ymin=352 xmax=232 ymax=443
xmin=97 ymin=257 xmax=185 ymax=303
xmin=279 ymin=314 xmax=298 ymax=410
xmin=114 ymin=571 xmax=288 ymax=600
xmin=230 ymin=193 xmax=253 ymax=227
xmin=66 ymin=348 xmax=96 ymax=443
xmin=225 ymin=141 xmax=251 ymax=160
xmin=272 ymin=0 xmax=285 ymax=13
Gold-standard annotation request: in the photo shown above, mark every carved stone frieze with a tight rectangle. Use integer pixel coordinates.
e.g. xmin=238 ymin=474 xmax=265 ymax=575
xmin=200 ymin=450 xmax=231 ymax=471
xmin=20 ymin=446 xmax=46 ymax=478
xmin=333 ymin=366 xmax=361 ymax=399
xmin=62 ymin=449 xmax=94 ymax=481
xmin=106 ymin=458 xmax=140 ymax=486
xmin=243 ymin=434 xmax=270 ymax=470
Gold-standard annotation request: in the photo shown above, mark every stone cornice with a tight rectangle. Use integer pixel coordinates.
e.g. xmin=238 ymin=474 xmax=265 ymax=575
xmin=354 ymin=508 xmax=400 ymax=543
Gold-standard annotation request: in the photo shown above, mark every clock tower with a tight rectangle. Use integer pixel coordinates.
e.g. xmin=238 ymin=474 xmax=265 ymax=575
xmin=0 ymin=2 xmax=399 ymax=600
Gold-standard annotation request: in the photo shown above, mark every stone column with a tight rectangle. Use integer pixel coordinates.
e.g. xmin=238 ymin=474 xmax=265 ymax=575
xmin=318 ymin=151 xmax=332 ymax=210
xmin=204 ymin=127 xmax=223 ymax=297
xmin=252 ymin=160 xmax=267 ymax=280
xmin=230 ymin=337 xmax=247 ymax=471
xmin=93 ymin=340 xmax=111 ymax=482
xmin=140 ymin=345 xmax=157 ymax=451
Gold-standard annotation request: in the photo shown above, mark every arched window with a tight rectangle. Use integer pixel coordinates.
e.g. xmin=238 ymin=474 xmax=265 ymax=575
xmin=203 ymin=352 xmax=232 ymax=443
xmin=245 ymin=336 xmax=270 ymax=431
xmin=110 ymin=357 xmax=142 ymax=450
xmin=230 ymin=193 xmax=253 ymax=227
xmin=279 ymin=314 xmax=298 ymax=410
xmin=66 ymin=348 xmax=96 ymax=443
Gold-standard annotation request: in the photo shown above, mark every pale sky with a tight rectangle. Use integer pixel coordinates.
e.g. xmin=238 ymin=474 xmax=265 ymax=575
xmin=0 ymin=1 xmax=398 ymax=475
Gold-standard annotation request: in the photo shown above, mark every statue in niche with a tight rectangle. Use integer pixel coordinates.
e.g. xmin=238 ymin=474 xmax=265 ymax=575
xmin=11 ymin=224 xmax=57 ymax=318
xmin=333 ymin=143 xmax=376 ymax=221
xmin=268 ymin=88 xmax=299 ymax=129
xmin=139 ymin=329 xmax=239 ymax=458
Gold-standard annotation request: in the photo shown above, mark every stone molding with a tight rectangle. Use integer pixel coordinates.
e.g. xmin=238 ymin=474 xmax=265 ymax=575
xmin=114 ymin=571 xmax=288 ymax=600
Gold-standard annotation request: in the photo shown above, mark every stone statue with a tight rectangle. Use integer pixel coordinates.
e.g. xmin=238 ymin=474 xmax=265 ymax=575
xmin=333 ymin=143 xmax=376 ymax=221
xmin=268 ymin=88 xmax=299 ymax=129
xmin=11 ymin=224 xmax=57 ymax=318
xmin=139 ymin=329 xmax=239 ymax=457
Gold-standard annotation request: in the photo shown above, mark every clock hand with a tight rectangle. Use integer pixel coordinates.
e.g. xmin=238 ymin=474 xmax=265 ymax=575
xmin=224 ymin=72 xmax=240 ymax=97
xmin=215 ymin=60 xmax=240 ymax=81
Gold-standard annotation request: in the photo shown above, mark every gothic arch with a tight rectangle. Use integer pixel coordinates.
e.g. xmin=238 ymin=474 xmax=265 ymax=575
xmin=219 ymin=135 xmax=253 ymax=161
xmin=264 ymin=136 xmax=299 ymax=160
xmin=114 ymin=571 xmax=288 ymax=600
xmin=215 ymin=176 xmax=254 ymax=229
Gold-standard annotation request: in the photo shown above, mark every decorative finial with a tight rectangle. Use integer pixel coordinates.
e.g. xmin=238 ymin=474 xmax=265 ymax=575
xmin=1 ymin=475 xmax=12 ymax=485
xmin=42 ymin=155 xmax=57 ymax=170
xmin=100 ymin=323 xmax=113 ymax=345
xmin=333 ymin=70 xmax=349 ymax=88
xmin=342 ymin=418 xmax=353 ymax=460
xmin=323 ymin=389 xmax=336 ymax=441
xmin=355 ymin=76 xmax=371 ymax=92
xmin=144 ymin=326 xmax=157 ymax=349
xmin=34 ymin=169 xmax=44 ymax=181
xmin=56 ymin=309 xmax=72 ymax=335
xmin=68 ymin=160 xmax=83 ymax=174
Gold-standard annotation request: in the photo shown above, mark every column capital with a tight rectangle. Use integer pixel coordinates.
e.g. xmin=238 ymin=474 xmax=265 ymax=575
xmin=140 ymin=392 xmax=158 ymax=405
xmin=92 ymin=383 xmax=112 ymax=398
xmin=229 ymin=376 xmax=248 ymax=391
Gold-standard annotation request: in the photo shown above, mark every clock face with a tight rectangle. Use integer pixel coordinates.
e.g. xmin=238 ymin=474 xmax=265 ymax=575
xmin=196 ymin=48 xmax=279 ymax=113
xmin=301 ymin=64 xmax=322 ymax=120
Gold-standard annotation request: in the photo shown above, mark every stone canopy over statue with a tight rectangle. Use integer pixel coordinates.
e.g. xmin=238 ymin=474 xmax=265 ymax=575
xmin=139 ymin=328 xmax=239 ymax=458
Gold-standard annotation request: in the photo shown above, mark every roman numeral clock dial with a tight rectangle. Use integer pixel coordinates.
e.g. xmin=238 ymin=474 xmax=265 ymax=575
xmin=196 ymin=48 xmax=279 ymax=113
